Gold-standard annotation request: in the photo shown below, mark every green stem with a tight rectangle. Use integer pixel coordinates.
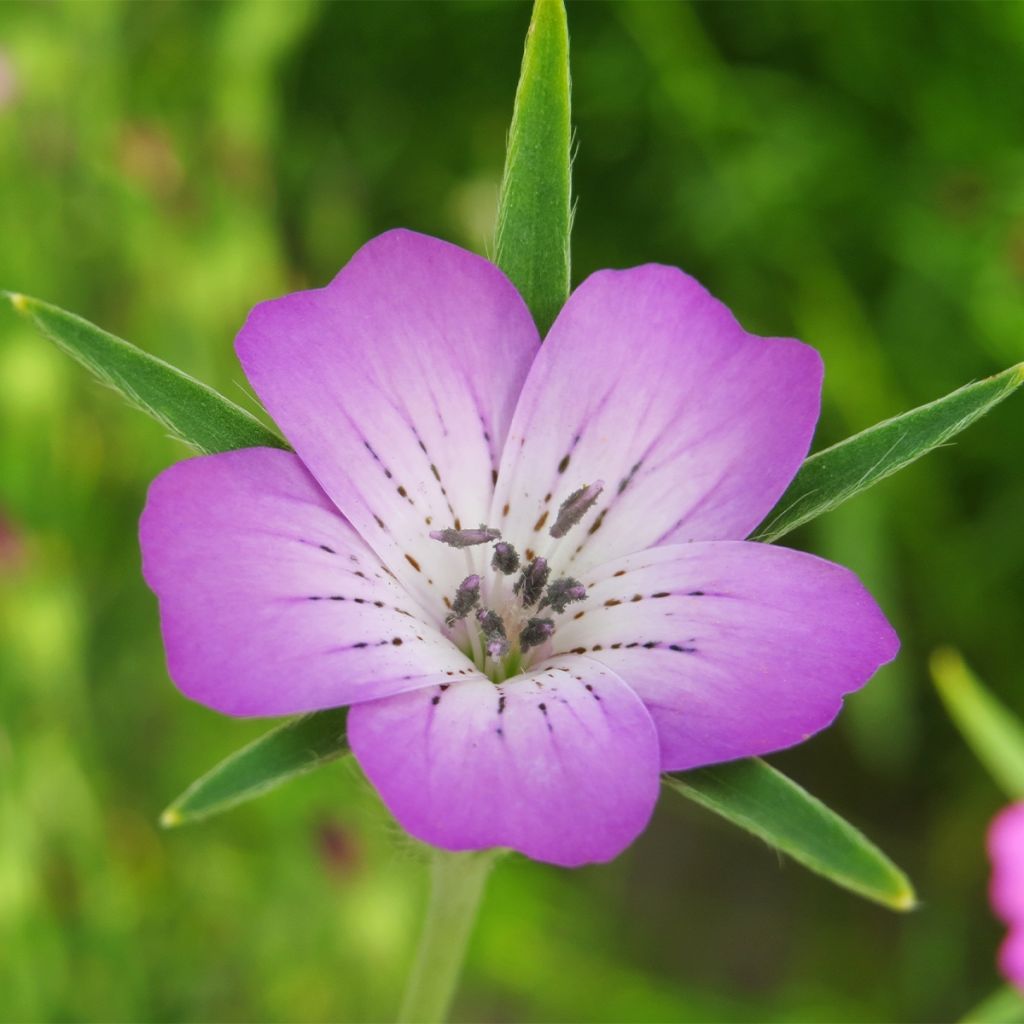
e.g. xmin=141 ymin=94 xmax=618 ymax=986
xmin=397 ymin=848 xmax=500 ymax=1024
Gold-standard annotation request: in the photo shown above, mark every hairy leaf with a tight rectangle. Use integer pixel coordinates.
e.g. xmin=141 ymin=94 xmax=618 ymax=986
xmin=494 ymin=0 xmax=572 ymax=335
xmin=757 ymin=363 xmax=1024 ymax=542
xmin=666 ymin=758 xmax=916 ymax=911
xmin=161 ymin=709 xmax=348 ymax=827
xmin=5 ymin=292 xmax=286 ymax=455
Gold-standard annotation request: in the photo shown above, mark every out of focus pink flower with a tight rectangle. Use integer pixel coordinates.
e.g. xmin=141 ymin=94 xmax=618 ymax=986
xmin=989 ymin=803 xmax=1024 ymax=990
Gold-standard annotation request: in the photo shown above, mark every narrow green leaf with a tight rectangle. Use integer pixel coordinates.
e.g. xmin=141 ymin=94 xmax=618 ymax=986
xmin=666 ymin=758 xmax=916 ymax=911
xmin=962 ymin=985 xmax=1024 ymax=1024
xmin=161 ymin=708 xmax=348 ymax=827
xmin=494 ymin=0 xmax=572 ymax=335
xmin=931 ymin=647 xmax=1024 ymax=800
xmin=4 ymin=291 xmax=287 ymax=455
xmin=756 ymin=363 xmax=1024 ymax=543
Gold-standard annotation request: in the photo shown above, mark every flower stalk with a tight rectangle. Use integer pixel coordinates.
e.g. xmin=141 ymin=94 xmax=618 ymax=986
xmin=397 ymin=848 xmax=501 ymax=1024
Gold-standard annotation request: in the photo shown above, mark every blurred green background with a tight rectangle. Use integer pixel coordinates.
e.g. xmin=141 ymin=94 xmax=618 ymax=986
xmin=2 ymin=2 xmax=1023 ymax=1021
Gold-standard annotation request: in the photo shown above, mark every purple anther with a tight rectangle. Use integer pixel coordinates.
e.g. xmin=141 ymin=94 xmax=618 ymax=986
xmin=445 ymin=574 xmax=481 ymax=627
xmin=519 ymin=617 xmax=555 ymax=653
xmin=549 ymin=481 xmax=605 ymax=539
xmin=513 ymin=556 xmax=550 ymax=608
xmin=430 ymin=525 xmax=501 ymax=548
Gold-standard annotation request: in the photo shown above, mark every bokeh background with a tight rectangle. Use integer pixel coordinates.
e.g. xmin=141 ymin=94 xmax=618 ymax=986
xmin=2 ymin=2 xmax=1023 ymax=1021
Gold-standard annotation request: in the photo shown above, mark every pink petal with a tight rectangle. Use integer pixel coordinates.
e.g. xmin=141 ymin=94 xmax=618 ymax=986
xmin=1000 ymin=929 xmax=1024 ymax=993
xmin=551 ymin=541 xmax=898 ymax=770
xmin=489 ymin=265 xmax=822 ymax=576
xmin=235 ymin=230 xmax=540 ymax=611
xmin=139 ymin=448 xmax=477 ymax=717
xmin=990 ymin=804 xmax=1024 ymax=924
xmin=348 ymin=656 xmax=660 ymax=867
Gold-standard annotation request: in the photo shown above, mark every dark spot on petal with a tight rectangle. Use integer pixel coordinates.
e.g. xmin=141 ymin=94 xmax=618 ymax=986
xmin=319 ymin=544 xmax=336 ymax=554
xmin=653 ymin=592 xmax=671 ymax=599
xmin=454 ymin=517 xmax=462 ymax=530
xmin=492 ymin=469 xmax=498 ymax=485
xmin=587 ymin=509 xmax=608 ymax=535
xmin=533 ymin=511 xmax=548 ymax=531
xmin=397 ymin=485 xmax=408 ymax=498
xmin=689 ymin=590 xmax=705 ymax=597
xmin=604 ymin=598 xmax=621 ymax=607
xmin=573 ymin=611 xmax=585 ymax=620
xmin=392 ymin=638 xmax=403 ymax=646
xmin=557 ymin=454 xmax=570 ymax=473
xmin=613 ymin=570 xmax=627 ymax=578
xmin=374 ymin=514 xmax=385 ymax=529
xmin=430 ymin=464 xmax=441 ymax=481
xmin=631 ymin=594 xmax=643 ymax=602
xmin=431 ymin=695 xmax=441 ymax=705
xmin=571 ymin=646 xmax=586 ymax=654
xmin=525 ymin=548 xmax=536 ymax=561
xmin=643 ymin=641 xmax=658 ymax=649
xmin=405 ymin=554 xmax=421 ymax=572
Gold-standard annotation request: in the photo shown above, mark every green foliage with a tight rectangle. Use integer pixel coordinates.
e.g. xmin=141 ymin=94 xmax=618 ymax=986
xmin=161 ymin=709 xmax=348 ymax=827
xmin=666 ymin=760 xmax=915 ymax=911
xmin=932 ymin=648 xmax=1024 ymax=800
xmin=4 ymin=292 xmax=286 ymax=455
xmin=962 ymin=985 xmax=1024 ymax=1024
xmin=3 ymin=1 xmax=1024 ymax=1021
xmin=757 ymin=364 xmax=1024 ymax=543
xmin=494 ymin=0 xmax=572 ymax=334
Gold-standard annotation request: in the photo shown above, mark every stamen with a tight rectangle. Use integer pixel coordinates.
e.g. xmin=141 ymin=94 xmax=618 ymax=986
xmin=549 ymin=481 xmax=605 ymax=539
xmin=430 ymin=525 xmax=501 ymax=548
xmin=445 ymin=575 xmax=481 ymax=627
xmin=539 ymin=576 xmax=587 ymax=614
xmin=519 ymin=617 xmax=555 ymax=652
xmin=513 ymin=556 xmax=550 ymax=608
xmin=476 ymin=608 xmax=510 ymax=659
xmin=491 ymin=541 xmax=520 ymax=575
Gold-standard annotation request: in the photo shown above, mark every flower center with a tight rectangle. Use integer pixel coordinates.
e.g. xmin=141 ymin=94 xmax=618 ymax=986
xmin=430 ymin=480 xmax=604 ymax=682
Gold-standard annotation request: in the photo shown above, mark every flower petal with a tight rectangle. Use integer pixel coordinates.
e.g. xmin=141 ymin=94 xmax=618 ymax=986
xmin=139 ymin=448 xmax=478 ymax=717
xmin=235 ymin=229 xmax=541 ymax=614
xmin=348 ymin=656 xmax=660 ymax=867
xmin=991 ymin=803 xmax=1024 ymax=924
xmin=551 ymin=541 xmax=899 ymax=770
xmin=490 ymin=265 xmax=822 ymax=575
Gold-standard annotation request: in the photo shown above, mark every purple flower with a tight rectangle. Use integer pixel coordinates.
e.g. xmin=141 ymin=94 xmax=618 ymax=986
xmin=990 ymin=804 xmax=1024 ymax=989
xmin=139 ymin=230 xmax=899 ymax=868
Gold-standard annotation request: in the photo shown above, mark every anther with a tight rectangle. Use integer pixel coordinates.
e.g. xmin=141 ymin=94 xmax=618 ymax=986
xmin=491 ymin=541 xmax=520 ymax=575
xmin=430 ymin=525 xmax=501 ymax=548
xmin=513 ymin=557 xmax=550 ymax=608
xmin=476 ymin=608 xmax=510 ymax=660
xmin=538 ymin=576 xmax=587 ymax=614
xmin=549 ymin=481 xmax=605 ymax=539
xmin=519 ymin=617 xmax=555 ymax=653
xmin=445 ymin=575 xmax=481 ymax=627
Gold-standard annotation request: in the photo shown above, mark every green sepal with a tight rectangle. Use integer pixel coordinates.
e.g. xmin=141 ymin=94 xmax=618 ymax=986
xmin=494 ymin=0 xmax=572 ymax=335
xmin=666 ymin=758 xmax=916 ymax=911
xmin=4 ymin=291 xmax=286 ymax=455
xmin=161 ymin=708 xmax=347 ymax=827
xmin=757 ymin=363 xmax=1024 ymax=543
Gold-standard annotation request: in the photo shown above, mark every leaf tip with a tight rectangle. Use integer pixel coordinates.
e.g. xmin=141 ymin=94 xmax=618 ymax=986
xmin=160 ymin=806 xmax=184 ymax=829
xmin=929 ymin=645 xmax=966 ymax=693
xmin=890 ymin=881 xmax=919 ymax=912
xmin=4 ymin=291 xmax=28 ymax=313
